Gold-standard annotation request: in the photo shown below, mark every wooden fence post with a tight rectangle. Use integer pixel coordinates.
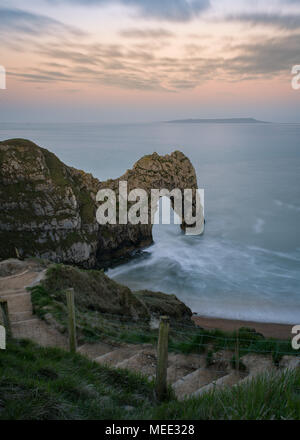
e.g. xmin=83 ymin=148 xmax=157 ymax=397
xmin=66 ymin=288 xmax=77 ymax=353
xmin=235 ymin=331 xmax=240 ymax=372
xmin=156 ymin=316 xmax=170 ymax=401
xmin=0 ymin=299 xmax=11 ymax=338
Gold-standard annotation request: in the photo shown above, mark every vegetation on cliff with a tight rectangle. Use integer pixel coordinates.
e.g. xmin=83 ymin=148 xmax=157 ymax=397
xmin=29 ymin=263 xmax=193 ymax=345
xmin=28 ymin=263 xmax=297 ymax=365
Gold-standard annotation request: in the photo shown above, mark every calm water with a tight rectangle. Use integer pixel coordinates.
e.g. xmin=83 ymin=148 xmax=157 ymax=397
xmin=1 ymin=122 xmax=300 ymax=324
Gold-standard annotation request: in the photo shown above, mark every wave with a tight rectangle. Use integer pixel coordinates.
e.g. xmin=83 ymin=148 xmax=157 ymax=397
xmin=248 ymin=245 xmax=300 ymax=263
xmin=108 ymin=226 xmax=300 ymax=325
xmin=274 ymin=199 xmax=300 ymax=212
xmin=253 ymin=218 xmax=265 ymax=234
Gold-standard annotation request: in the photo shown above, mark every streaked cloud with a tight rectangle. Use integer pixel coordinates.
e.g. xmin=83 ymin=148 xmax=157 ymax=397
xmin=119 ymin=28 xmax=174 ymax=39
xmin=0 ymin=7 xmax=85 ymax=36
xmin=46 ymin=0 xmax=211 ymax=21
xmin=6 ymin=22 xmax=300 ymax=92
xmin=226 ymin=33 xmax=300 ymax=77
xmin=226 ymin=13 xmax=300 ymax=30
xmin=9 ymin=70 xmax=73 ymax=83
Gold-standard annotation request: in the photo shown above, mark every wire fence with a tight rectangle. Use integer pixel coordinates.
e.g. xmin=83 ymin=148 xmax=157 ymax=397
xmin=1 ymin=287 xmax=299 ymax=400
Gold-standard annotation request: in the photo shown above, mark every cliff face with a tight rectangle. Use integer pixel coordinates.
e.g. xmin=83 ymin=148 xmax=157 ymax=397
xmin=0 ymin=139 xmax=100 ymax=267
xmin=0 ymin=139 xmax=202 ymax=267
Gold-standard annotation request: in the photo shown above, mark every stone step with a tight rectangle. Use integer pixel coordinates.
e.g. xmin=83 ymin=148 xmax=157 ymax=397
xmin=11 ymin=318 xmax=68 ymax=349
xmin=5 ymin=295 xmax=32 ymax=313
xmin=191 ymin=371 xmax=244 ymax=398
xmin=7 ymin=303 xmax=32 ymax=315
xmin=279 ymin=355 xmax=300 ymax=370
xmin=10 ymin=311 xmax=33 ymax=322
xmin=11 ymin=318 xmax=39 ymax=326
xmin=167 ymin=353 xmax=205 ymax=384
xmin=0 ymin=269 xmax=29 ymax=281
xmin=229 ymin=355 xmax=276 ymax=389
xmin=0 ymin=272 xmax=38 ymax=290
xmin=240 ymin=353 xmax=275 ymax=378
xmin=77 ymin=342 xmax=115 ymax=360
xmin=0 ymin=289 xmax=28 ymax=297
xmin=94 ymin=345 xmax=144 ymax=366
xmin=172 ymin=367 xmax=226 ymax=400
xmin=167 ymin=364 xmax=197 ymax=385
xmin=116 ymin=349 xmax=157 ymax=378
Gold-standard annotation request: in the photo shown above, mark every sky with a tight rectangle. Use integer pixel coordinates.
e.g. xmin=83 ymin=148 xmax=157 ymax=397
xmin=0 ymin=0 xmax=300 ymax=122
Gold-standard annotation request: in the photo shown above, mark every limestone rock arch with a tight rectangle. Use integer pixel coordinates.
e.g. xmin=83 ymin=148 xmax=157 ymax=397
xmin=96 ymin=151 xmax=204 ymax=265
xmin=0 ymin=139 xmax=203 ymax=268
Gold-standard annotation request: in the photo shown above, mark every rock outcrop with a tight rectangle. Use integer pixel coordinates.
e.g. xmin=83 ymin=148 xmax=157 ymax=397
xmin=0 ymin=139 xmax=203 ymax=267
xmin=34 ymin=262 xmax=193 ymax=324
xmin=0 ymin=139 xmax=99 ymax=267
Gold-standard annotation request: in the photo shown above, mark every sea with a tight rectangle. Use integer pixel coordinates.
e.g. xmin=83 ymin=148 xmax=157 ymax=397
xmin=1 ymin=121 xmax=300 ymax=324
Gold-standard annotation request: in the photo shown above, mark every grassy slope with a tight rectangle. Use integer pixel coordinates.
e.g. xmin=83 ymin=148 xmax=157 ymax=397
xmin=28 ymin=264 xmax=299 ymax=367
xmin=30 ymin=272 xmax=298 ymax=365
xmin=1 ymin=339 xmax=300 ymax=420
xmin=0 ymin=339 xmax=157 ymax=420
xmin=29 ymin=263 xmax=194 ymax=346
xmin=154 ymin=368 xmax=300 ymax=420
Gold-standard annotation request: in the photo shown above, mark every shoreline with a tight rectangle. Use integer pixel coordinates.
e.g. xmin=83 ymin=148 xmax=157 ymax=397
xmin=192 ymin=315 xmax=294 ymax=340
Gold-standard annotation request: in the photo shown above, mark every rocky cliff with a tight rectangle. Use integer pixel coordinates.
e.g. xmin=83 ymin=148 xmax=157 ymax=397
xmin=31 ymin=261 xmax=193 ymax=326
xmin=0 ymin=139 xmax=100 ymax=267
xmin=0 ymin=138 xmax=202 ymax=267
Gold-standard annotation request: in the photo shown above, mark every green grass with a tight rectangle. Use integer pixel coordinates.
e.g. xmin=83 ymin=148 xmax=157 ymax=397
xmin=30 ymin=283 xmax=153 ymax=345
xmin=30 ymin=281 xmax=299 ymax=365
xmin=150 ymin=369 xmax=300 ymax=420
xmin=0 ymin=339 xmax=158 ymax=420
xmin=1 ymin=338 xmax=300 ymax=420
xmin=168 ymin=326 xmax=299 ymax=365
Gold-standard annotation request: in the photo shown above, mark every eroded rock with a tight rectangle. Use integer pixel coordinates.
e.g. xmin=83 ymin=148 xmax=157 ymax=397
xmin=0 ymin=138 xmax=202 ymax=267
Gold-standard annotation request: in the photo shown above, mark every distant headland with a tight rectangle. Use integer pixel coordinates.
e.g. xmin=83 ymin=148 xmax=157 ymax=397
xmin=166 ymin=118 xmax=269 ymax=124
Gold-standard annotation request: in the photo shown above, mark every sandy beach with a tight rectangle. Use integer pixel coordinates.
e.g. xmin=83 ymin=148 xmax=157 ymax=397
xmin=192 ymin=315 xmax=294 ymax=340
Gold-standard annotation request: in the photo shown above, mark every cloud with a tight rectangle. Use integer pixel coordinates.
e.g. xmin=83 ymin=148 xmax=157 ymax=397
xmin=36 ymin=47 xmax=101 ymax=65
xmin=119 ymin=28 xmax=174 ymax=39
xmin=6 ymin=5 xmax=300 ymax=93
xmin=224 ymin=33 xmax=300 ymax=78
xmin=123 ymin=0 xmax=210 ymax=21
xmin=9 ymin=70 xmax=73 ymax=83
xmin=226 ymin=13 xmax=300 ymax=30
xmin=9 ymin=64 xmax=170 ymax=91
xmin=10 ymin=29 xmax=299 ymax=92
xmin=47 ymin=0 xmax=210 ymax=21
xmin=0 ymin=7 xmax=85 ymax=36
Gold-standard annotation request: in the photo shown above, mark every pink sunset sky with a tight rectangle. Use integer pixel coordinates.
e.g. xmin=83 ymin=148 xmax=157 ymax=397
xmin=0 ymin=0 xmax=300 ymax=122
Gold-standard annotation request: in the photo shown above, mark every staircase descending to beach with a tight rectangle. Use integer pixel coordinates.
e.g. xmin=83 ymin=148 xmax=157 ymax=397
xmin=1 ymin=263 xmax=299 ymax=401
